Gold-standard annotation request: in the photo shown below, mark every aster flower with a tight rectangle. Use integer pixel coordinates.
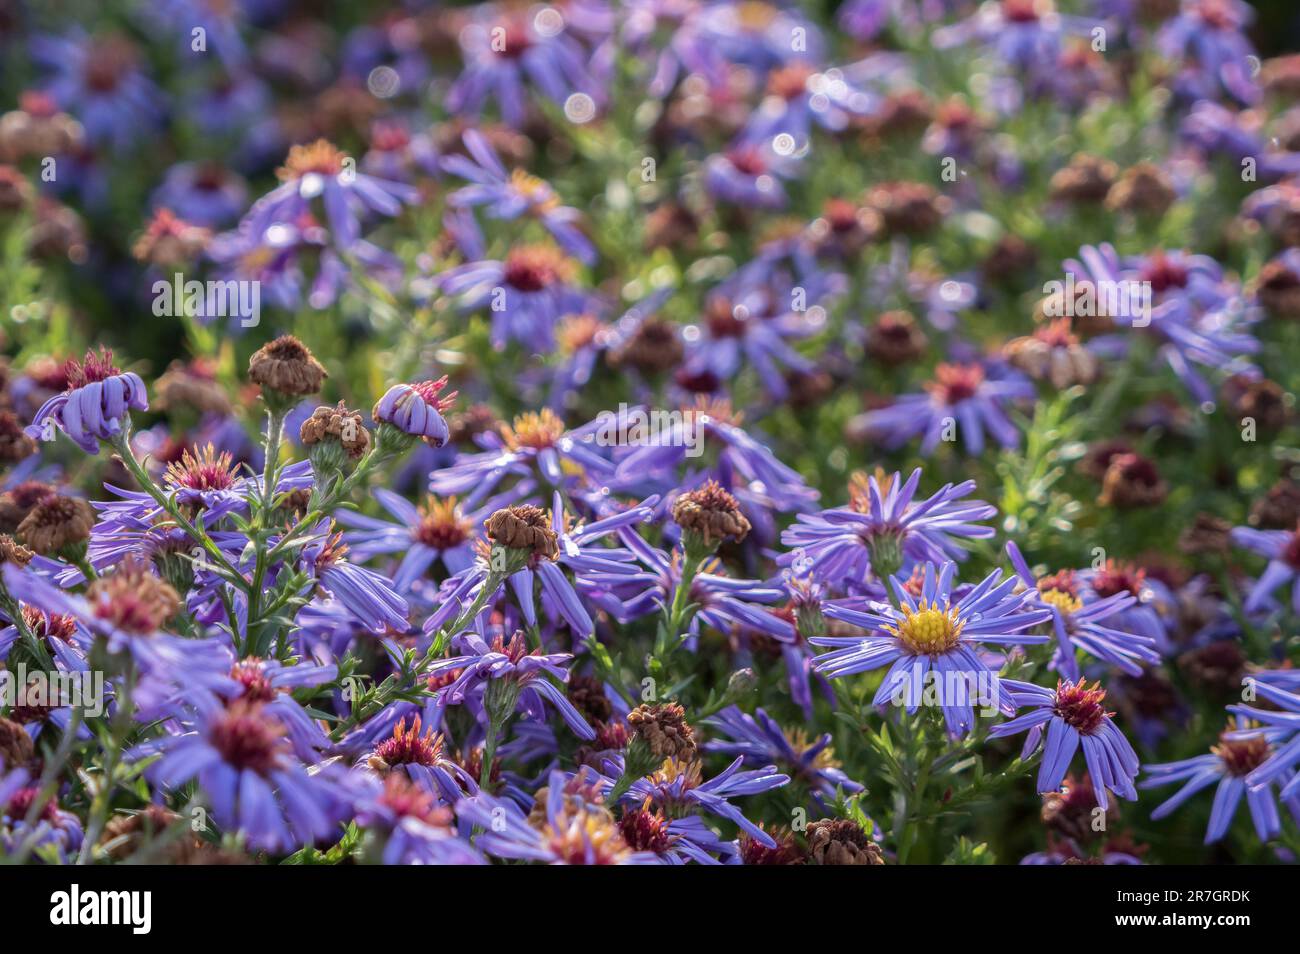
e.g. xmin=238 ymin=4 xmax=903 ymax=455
xmin=0 ymin=773 xmax=85 ymax=863
xmin=439 ymin=243 xmax=589 ymax=350
xmin=26 ymin=348 xmax=147 ymax=455
xmin=1142 ymin=719 xmax=1292 ymax=844
xmin=618 ymin=0 xmax=724 ymax=99
xmin=430 ymin=408 xmax=616 ymax=508
xmin=596 ymin=524 xmax=795 ymax=645
xmin=1156 ymin=0 xmax=1259 ymax=105
xmin=372 ymin=378 xmax=456 ymax=448
xmin=338 ymin=491 xmax=484 ymax=590
xmin=131 ymin=697 xmax=349 ymax=853
xmin=1229 ymin=524 xmax=1300 ymax=614
xmin=849 ymin=359 xmax=1034 ymax=456
xmin=362 ymin=715 xmax=477 ymax=806
xmin=444 ymin=129 xmax=595 ymax=264
xmin=600 ymin=754 xmax=789 ymax=847
xmin=424 ymin=632 xmax=595 ymax=741
xmin=151 ymin=162 xmax=248 ymax=229
xmin=1065 ymin=244 xmax=1258 ymax=406
xmin=704 ymin=141 xmax=797 ymax=210
xmin=990 ymin=678 xmax=1140 ymax=811
xmin=934 ymin=0 xmax=1098 ymax=93
xmin=247 ymin=139 xmax=417 ymax=251
xmin=1224 ymin=675 xmax=1300 ymax=802
xmin=457 ymin=769 xmax=655 ymax=864
xmin=779 ymin=468 xmax=996 ymax=590
xmin=351 ymin=774 xmax=485 ymax=864
xmin=1005 ymin=542 xmax=1160 ymax=679
xmin=30 ymin=30 xmax=164 ymax=152
xmin=301 ymin=527 xmax=410 ymax=635
xmin=816 ymin=563 xmax=1053 ymax=736
xmin=447 ymin=7 xmax=601 ymax=128
xmin=704 ymin=705 xmax=862 ymax=805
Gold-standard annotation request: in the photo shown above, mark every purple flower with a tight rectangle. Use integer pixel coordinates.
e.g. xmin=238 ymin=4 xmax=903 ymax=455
xmin=1230 ymin=525 xmax=1300 ymax=614
xmin=351 ymin=774 xmax=485 ymax=864
xmin=425 ymin=631 xmax=595 ymax=741
xmin=990 ymin=677 xmax=1140 ymax=811
xmin=302 ymin=529 xmax=410 ymax=634
xmin=31 ymin=30 xmax=165 ymax=152
xmin=131 ymin=697 xmax=350 ymax=853
xmin=439 ymin=243 xmax=589 ymax=350
xmin=850 ymin=359 xmax=1034 ymax=456
xmin=814 ymin=562 xmax=1051 ymax=737
xmin=447 ymin=9 xmax=600 ymax=128
xmin=26 ymin=349 xmax=147 ymax=455
xmin=456 ymin=768 xmax=657 ymax=864
xmin=247 ymin=139 xmax=417 ymax=252
xmin=444 ymin=129 xmax=595 ymax=264
xmin=1005 ymin=542 xmax=1160 ymax=679
xmin=1226 ymin=674 xmax=1300 ymax=803
xmin=151 ymin=162 xmax=249 ymax=228
xmin=704 ymin=705 xmax=862 ymax=804
xmin=600 ymin=754 xmax=790 ymax=847
xmin=1142 ymin=718 xmax=1294 ymax=844
xmin=372 ymin=378 xmax=456 ymax=447
xmin=779 ymin=468 xmax=996 ymax=590
xmin=338 ymin=491 xmax=484 ymax=590
xmin=1155 ymin=0 xmax=1259 ymax=105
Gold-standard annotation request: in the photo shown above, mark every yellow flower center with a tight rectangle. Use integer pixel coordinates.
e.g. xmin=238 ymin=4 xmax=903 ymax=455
xmin=1039 ymin=587 xmax=1083 ymax=615
xmin=887 ymin=600 xmax=963 ymax=655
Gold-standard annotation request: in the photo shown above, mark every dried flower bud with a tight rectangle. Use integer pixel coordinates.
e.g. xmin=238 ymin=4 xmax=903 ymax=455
xmin=866 ymin=310 xmax=928 ymax=366
xmin=485 ymin=505 xmax=558 ymax=560
xmin=17 ymin=494 xmax=93 ymax=556
xmin=1250 ymin=479 xmax=1300 ymax=529
xmin=865 ymin=181 xmax=947 ymax=237
xmin=1098 ymin=452 xmax=1168 ymax=509
xmin=0 ymin=410 xmax=36 ymax=463
xmin=627 ymin=702 xmax=697 ymax=762
xmin=1106 ymin=163 xmax=1176 ymax=217
xmin=806 ymin=819 xmax=884 ymax=865
xmin=671 ymin=479 xmax=751 ymax=547
xmin=1179 ymin=513 xmax=1233 ymax=556
xmin=0 ymin=715 xmax=35 ymax=767
xmin=1252 ymin=259 xmax=1300 ymax=319
xmin=0 ymin=533 xmax=33 ymax=566
xmin=300 ymin=401 xmax=370 ymax=459
xmin=248 ymin=335 xmax=326 ymax=403
xmin=1049 ymin=153 xmax=1117 ymax=204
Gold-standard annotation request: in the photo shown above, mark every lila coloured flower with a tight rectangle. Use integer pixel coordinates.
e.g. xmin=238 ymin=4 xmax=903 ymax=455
xmin=372 ymin=378 xmax=457 ymax=448
xmin=351 ymin=774 xmax=485 ymax=864
xmin=26 ymin=348 xmax=147 ymax=454
xmin=1229 ymin=524 xmax=1300 ymax=614
xmin=1142 ymin=720 xmax=1290 ymax=844
xmin=439 ymin=243 xmax=589 ymax=350
xmin=990 ymin=677 xmax=1140 ymax=811
xmin=599 ymin=753 xmax=790 ymax=847
xmin=1225 ymin=674 xmax=1300 ymax=801
xmin=30 ymin=30 xmax=164 ymax=152
xmin=130 ymin=697 xmax=350 ymax=853
xmin=247 ymin=139 xmax=418 ymax=251
xmin=338 ymin=491 xmax=484 ymax=590
xmin=1064 ymin=244 xmax=1258 ymax=406
xmin=850 ymin=359 xmax=1034 ymax=456
xmin=444 ymin=129 xmax=595 ymax=264
xmin=814 ymin=562 xmax=1051 ymax=737
xmin=424 ymin=631 xmax=596 ymax=741
xmin=1005 ymin=542 xmax=1160 ymax=679
xmin=457 ymin=768 xmax=656 ymax=864
xmin=704 ymin=705 xmax=862 ymax=805
xmin=779 ymin=468 xmax=996 ymax=589
xmin=1155 ymin=0 xmax=1259 ymax=105
xmin=302 ymin=527 xmax=410 ymax=634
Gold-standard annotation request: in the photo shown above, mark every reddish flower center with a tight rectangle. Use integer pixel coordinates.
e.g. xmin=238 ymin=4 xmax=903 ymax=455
xmin=1054 ymin=679 xmax=1112 ymax=735
xmin=415 ymin=497 xmax=472 ymax=550
xmin=927 ymin=362 xmax=986 ymax=404
xmin=1212 ymin=731 xmax=1271 ymax=777
xmin=63 ymin=347 xmax=122 ymax=387
xmin=374 ymin=716 xmax=444 ymax=767
xmin=209 ymin=703 xmax=285 ymax=775
xmin=503 ymin=245 xmax=571 ymax=292
xmin=618 ymin=808 xmax=675 ymax=853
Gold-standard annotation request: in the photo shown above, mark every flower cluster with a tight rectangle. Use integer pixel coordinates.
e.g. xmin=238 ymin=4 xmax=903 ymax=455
xmin=2 ymin=0 xmax=1300 ymax=870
